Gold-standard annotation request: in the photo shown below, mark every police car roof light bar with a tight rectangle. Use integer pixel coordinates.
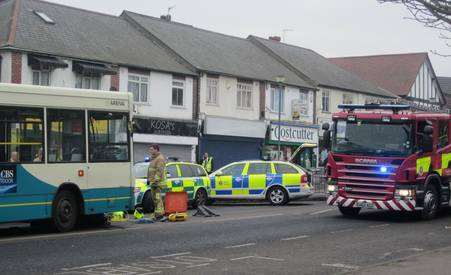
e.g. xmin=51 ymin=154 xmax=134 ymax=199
xmin=338 ymin=104 xmax=411 ymax=114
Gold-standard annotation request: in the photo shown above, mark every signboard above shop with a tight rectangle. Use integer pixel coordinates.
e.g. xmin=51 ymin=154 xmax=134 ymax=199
xmin=269 ymin=122 xmax=318 ymax=145
xmin=133 ymin=118 xmax=198 ymax=137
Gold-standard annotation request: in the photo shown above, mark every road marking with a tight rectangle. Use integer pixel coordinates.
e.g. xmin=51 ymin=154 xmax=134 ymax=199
xmin=202 ymin=213 xmax=284 ymax=223
xmin=61 ymin=263 xmax=112 ymax=271
xmin=309 ymin=208 xmax=335 ymax=215
xmin=369 ymin=224 xmax=390 ymax=228
xmin=225 ymin=243 xmax=256 ymax=249
xmin=281 ymin=235 xmax=309 ymax=241
xmin=186 ymin=263 xmax=211 ymax=268
xmin=230 ymin=255 xmax=284 ymax=262
xmin=151 ymin=252 xmax=191 ymax=259
xmin=330 ymin=228 xmax=353 ymax=234
xmin=322 ymin=263 xmax=359 ymax=270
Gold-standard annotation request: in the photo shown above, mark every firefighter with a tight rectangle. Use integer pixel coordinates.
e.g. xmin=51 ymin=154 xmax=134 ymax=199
xmin=202 ymin=152 xmax=214 ymax=174
xmin=147 ymin=144 xmax=167 ymax=222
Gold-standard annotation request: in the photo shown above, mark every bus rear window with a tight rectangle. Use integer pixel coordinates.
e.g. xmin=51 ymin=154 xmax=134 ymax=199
xmin=0 ymin=107 xmax=44 ymax=163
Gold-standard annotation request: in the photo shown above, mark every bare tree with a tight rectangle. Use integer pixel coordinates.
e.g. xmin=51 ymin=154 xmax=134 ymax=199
xmin=379 ymin=1 xmax=450 ymax=55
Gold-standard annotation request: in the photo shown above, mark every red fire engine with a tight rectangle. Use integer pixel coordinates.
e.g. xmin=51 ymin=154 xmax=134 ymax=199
xmin=324 ymin=104 xmax=450 ymax=219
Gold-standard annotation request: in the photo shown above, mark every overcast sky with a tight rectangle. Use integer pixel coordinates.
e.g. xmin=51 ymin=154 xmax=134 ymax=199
xmin=49 ymin=0 xmax=451 ymax=76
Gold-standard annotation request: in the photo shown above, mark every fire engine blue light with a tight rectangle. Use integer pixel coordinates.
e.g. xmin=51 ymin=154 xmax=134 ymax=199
xmin=380 ymin=166 xmax=388 ymax=173
xmin=144 ymin=157 xmax=150 ymax=162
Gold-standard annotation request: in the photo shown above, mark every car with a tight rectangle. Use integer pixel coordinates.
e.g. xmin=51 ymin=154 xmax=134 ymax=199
xmin=209 ymin=160 xmax=313 ymax=205
xmin=133 ymin=161 xmax=210 ymax=212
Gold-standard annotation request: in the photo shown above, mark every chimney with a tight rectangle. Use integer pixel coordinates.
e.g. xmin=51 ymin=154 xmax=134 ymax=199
xmin=160 ymin=14 xmax=171 ymax=21
xmin=268 ymin=36 xmax=281 ymax=42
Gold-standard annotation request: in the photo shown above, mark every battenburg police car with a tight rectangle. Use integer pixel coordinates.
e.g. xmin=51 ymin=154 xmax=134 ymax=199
xmin=134 ymin=161 xmax=210 ymax=212
xmin=209 ymin=160 xmax=312 ymax=205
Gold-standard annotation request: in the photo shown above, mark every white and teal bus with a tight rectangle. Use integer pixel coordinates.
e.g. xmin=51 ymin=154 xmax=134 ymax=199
xmin=0 ymin=83 xmax=134 ymax=232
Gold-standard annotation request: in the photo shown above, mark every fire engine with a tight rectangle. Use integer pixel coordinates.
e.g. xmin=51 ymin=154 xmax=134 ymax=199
xmin=324 ymin=104 xmax=450 ymax=219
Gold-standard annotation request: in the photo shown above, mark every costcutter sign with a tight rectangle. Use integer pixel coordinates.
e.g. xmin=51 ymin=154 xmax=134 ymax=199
xmin=0 ymin=165 xmax=17 ymax=194
xmin=269 ymin=123 xmax=318 ymax=144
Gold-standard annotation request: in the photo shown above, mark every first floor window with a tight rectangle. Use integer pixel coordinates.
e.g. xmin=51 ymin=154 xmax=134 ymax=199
xmin=32 ymin=66 xmax=51 ymax=86
xmin=172 ymin=79 xmax=185 ymax=106
xmin=322 ymin=90 xmax=330 ymax=112
xmin=76 ymin=73 xmax=101 ymax=90
xmin=237 ymin=81 xmax=253 ymax=109
xmin=343 ymin=94 xmax=353 ymax=104
xmin=207 ymin=77 xmax=219 ymax=104
xmin=128 ymin=74 xmax=149 ymax=103
xmin=299 ymin=91 xmax=309 ymax=115
xmin=270 ymin=85 xmax=284 ymax=112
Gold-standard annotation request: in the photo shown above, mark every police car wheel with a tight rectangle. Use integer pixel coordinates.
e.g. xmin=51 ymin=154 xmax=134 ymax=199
xmin=194 ymin=188 xmax=208 ymax=207
xmin=420 ymin=184 xmax=439 ymax=220
xmin=268 ymin=186 xmax=288 ymax=206
xmin=52 ymin=190 xmax=79 ymax=233
xmin=142 ymin=191 xmax=154 ymax=213
xmin=338 ymin=206 xmax=361 ymax=217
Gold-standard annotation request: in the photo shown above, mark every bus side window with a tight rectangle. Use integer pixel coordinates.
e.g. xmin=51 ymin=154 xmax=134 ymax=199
xmin=47 ymin=109 xmax=86 ymax=163
xmin=0 ymin=107 xmax=44 ymax=163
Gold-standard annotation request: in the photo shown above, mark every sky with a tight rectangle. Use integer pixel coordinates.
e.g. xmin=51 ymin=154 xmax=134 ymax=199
xmin=48 ymin=0 xmax=451 ymax=76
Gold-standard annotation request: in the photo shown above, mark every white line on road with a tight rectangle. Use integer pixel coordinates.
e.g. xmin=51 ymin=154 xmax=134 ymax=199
xmin=61 ymin=263 xmax=112 ymax=271
xmin=322 ymin=263 xmax=359 ymax=270
xmin=225 ymin=243 xmax=256 ymax=249
xmin=186 ymin=263 xmax=211 ymax=268
xmin=151 ymin=252 xmax=191 ymax=259
xmin=309 ymin=208 xmax=335 ymax=215
xmin=281 ymin=235 xmax=309 ymax=241
xmin=369 ymin=224 xmax=390 ymax=228
xmin=202 ymin=213 xmax=284 ymax=223
xmin=230 ymin=255 xmax=284 ymax=262
xmin=330 ymin=229 xmax=353 ymax=234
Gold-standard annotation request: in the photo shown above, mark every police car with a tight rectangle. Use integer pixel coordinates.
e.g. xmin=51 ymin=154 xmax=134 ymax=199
xmin=209 ymin=160 xmax=312 ymax=205
xmin=134 ymin=160 xmax=210 ymax=212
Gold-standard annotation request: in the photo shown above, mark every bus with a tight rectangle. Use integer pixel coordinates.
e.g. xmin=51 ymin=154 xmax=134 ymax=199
xmin=0 ymin=83 xmax=134 ymax=232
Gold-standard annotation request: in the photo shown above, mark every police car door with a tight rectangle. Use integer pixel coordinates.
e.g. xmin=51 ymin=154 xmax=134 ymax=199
xmin=246 ymin=162 xmax=272 ymax=198
xmin=214 ymin=163 xmax=245 ymax=197
xmin=179 ymin=164 xmax=196 ymax=200
xmin=166 ymin=164 xmax=181 ymax=192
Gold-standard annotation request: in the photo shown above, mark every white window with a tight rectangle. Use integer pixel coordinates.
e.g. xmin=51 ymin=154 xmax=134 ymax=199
xmin=343 ymin=94 xmax=353 ymax=104
xmin=321 ymin=90 xmax=330 ymax=112
xmin=206 ymin=77 xmax=218 ymax=105
xmin=32 ymin=68 xmax=50 ymax=86
xmin=76 ymin=73 xmax=101 ymax=90
xmin=270 ymin=85 xmax=284 ymax=112
xmin=237 ymin=82 xmax=253 ymax=109
xmin=172 ymin=79 xmax=185 ymax=107
xmin=299 ymin=91 xmax=309 ymax=115
xmin=128 ymin=74 xmax=149 ymax=103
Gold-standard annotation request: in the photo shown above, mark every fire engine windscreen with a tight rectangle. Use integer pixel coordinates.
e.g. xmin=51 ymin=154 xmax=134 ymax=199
xmin=332 ymin=120 xmax=413 ymax=157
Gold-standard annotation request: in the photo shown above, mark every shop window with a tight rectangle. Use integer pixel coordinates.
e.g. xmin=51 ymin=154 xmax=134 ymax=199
xmin=270 ymin=85 xmax=284 ymax=113
xmin=274 ymin=163 xmax=298 ymax=174
xmin=0 ymin=107 xmax=44 ymax=163
xmin=76 ymin=73 xmax=101 ymax=90
xmin=439 ymin=120 xmax=449 ymax=148
xmin=47 ymin=109 xmax=85 ymax=163
xmin=237 ymin=81 xmax=253 ymax=109
xmin=247 ymin=163 xmax=272 ymax=175
xmin=166 ymin=164 xmax=178 ymax=179
xmin=88 ymin=111 xmax=129 ymax=162
xmin=321 ymin=90 xmax=330 ymax=112
xmin=128 ymin=74 xmax=149 ymax=103
xmin=207 ymin=77 xmax=218 ymax=105
xmin=220 ymin=163 xmax=245 ymax=177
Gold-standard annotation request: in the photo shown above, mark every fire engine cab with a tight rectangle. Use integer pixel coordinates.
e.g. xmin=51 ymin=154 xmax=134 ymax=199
xmin=324 ymin=104 xmax=451 ymax=219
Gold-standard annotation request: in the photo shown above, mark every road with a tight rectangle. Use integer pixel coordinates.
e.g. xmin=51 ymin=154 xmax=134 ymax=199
xmin=1 ymin=200 xmax=451 ymax=274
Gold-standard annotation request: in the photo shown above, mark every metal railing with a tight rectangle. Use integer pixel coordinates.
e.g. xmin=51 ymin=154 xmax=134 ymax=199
xmin=311 ymin=168 xmax=327 ymax=194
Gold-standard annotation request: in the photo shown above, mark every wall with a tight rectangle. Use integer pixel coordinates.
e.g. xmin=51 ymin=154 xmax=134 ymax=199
xmin=199 ymin=74 xmax=260 ymax=121
xmin=0 ymin=52 xmax=11 ymax=82
xmin=408 ymin=61 xmax=442 ymax=106
xmin=264 ymin=83 xmax=315 ymax=124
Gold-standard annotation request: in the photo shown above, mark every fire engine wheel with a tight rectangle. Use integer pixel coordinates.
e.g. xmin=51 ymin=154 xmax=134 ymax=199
xmin=268 ymin=186 xmax=288 ymax=206
xmin=338 ymin=206 xmax=361 ymax=217
xmin=52 ymin=190 xmax=79 ymax=233
xmin=142 ymin=191 xmax=155 ymax=213
xmin=194 ymin=188 xmax=208 ymax=207
xmin=420 ymin=184 xmax=439 ymax=220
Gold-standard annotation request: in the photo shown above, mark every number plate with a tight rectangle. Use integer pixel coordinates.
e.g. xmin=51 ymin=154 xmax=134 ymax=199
xmin=355 ymin=200 xmax=376 ymax=209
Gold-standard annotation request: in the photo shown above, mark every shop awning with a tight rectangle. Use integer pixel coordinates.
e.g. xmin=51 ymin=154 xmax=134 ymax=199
xmin=73 ymin=61 xmax=117 ymax=75
xmin=28 ymin=54 xmax=68 ymax=69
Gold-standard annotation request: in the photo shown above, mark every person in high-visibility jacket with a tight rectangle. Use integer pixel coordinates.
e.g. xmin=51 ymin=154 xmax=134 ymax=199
xmin=202 ymin=152 xmax=214 ymax=174
xmin=147 ymin=144 xmax=167 ymax=221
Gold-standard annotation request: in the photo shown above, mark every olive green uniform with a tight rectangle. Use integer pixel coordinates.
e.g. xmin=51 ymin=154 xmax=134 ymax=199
xmin=147 ymin=153 xmax=166 ymax=217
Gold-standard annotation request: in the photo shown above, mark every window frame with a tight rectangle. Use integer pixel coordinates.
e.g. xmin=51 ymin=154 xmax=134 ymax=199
xmin=237 ymin=81 xmax=253 ymax=109
xmin=342 ymin=93 xmax=353 ymax=104
xmin=270 ymin=85 xmax=284 ymax=113
xmin=171 ymin=79 xmax=185 ymax=107
xmin=439 ymin=120 xmax=449 ymax=148
xmin=128 ymin=73 xmax=149 ymax=103
xmin=166 ymin=164 xmax=180 ymax=179
xmin=321 ymin=90 xmax=330 ymax=112
xmin=87 ymin=111 xmax=131 ymax=163
xmin=299 ymin=91 xmax=309 ymax=116
xmin=32 ymin=67 xmax=51 ymax=86
xmin=206 ymin=77 xmax=219 ymax=105
xmin=75 ymin=73 xmax=101 ymax=90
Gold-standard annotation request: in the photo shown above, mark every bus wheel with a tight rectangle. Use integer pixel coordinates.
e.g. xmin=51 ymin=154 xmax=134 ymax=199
xmin=142 ymin=191 xmax=154 ymax=213
xmin=267 ymin=186 xmax=288 ymax=206
xmin=419 ymin=184 xmax=439 ymax=220
xmin=339 ymin=206 xmax=361 ymax=217
xmin=52 ymin=190 xmax=79 ymax=232
xmin=194 ymin=188 xmax=208 ymax=207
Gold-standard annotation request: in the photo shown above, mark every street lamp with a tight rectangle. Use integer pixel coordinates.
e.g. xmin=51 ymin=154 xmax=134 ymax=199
xmin=275 ymin=76 xmax=285 ymax=160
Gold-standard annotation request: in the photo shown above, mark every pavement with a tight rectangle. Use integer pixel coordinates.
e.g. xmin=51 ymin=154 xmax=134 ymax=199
xmin=1 ymin=199 xmax=451 ymax=274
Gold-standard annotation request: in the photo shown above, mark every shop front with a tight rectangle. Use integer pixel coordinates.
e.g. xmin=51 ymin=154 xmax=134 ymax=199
xmin=263 ymin=122 xmax=319 ymax=169
xmin=133 ymin=117 xmax=198 ymax=162
xmin=199 ymin=116 xmax=266 ymax=169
